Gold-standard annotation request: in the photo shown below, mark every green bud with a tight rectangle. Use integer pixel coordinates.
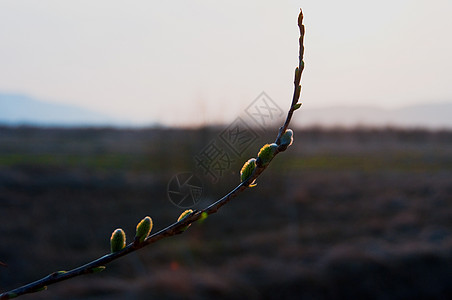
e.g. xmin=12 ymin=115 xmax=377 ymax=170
xmin=31 ymin=286 xmax=47 ymax=293
xmin=50 ymin=270 xmax=66 ymax=278
xmin=90 ymin=266 xmax=106 ymax=273
xmin=135 ymin=216 xmax=153 ymax=243
xmin=110 ymin=228 xmax=126 ymax=253
xmin=177 ymin=209 xmax=193 ymax=231
xmin=293 ymin=103 xmax=302 ymax=111
xmin=257 ymin=143 xmax=278 ymax=166
xmin=279 ymin=129 xmax=294 ymax=151
xmin=197 ymin=211 xmax=208 ymax=224
xmin=294 ymin=67 xmax=300 ymax=82
xmin=294 ymin=85 xmax=301 ymax=101
xmin=178 ymin=209 xmax=193 ymax=222
xmin=7 ymin=292 xmax=18 ymax=299
xmin=240 ymin=158 xmax=256 ymax=183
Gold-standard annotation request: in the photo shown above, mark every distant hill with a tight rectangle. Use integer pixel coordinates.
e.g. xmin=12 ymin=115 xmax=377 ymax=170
xmin=0 ymin=93 xmax=118 ymax=127
xmin=1 ymin=93 xmax=451 ymax=128
xmin=296 ymin=102 xmax=452 ymax=129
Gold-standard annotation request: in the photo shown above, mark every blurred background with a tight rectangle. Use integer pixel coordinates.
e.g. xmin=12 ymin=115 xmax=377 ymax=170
xmin=1 ymin=1 xmax=452 ymax=299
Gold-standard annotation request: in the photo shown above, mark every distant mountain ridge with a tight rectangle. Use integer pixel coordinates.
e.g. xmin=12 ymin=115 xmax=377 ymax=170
xmin=1 ymin=93 xmax=451 ymax=128
xmin=296 ymin=102 xmax=452 ymax=129
xmin=0 ymin=93 xmax=117 ymax=126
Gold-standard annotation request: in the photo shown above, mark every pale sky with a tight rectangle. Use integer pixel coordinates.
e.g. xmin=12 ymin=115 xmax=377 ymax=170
xmin=1 ymin=0 xmax=451 ymax=126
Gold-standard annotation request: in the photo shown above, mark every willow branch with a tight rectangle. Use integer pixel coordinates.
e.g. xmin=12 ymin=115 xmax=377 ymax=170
xmin=276 ymin=9 xmax=305 ymax=145
xmin=0 ymin=9 xmax=305 ymax=300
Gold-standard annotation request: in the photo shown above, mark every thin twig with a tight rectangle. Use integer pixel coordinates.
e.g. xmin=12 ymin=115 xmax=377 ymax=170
xmin=276 ymin=9 xmax=304 ymax=145
xmin=0 ymin=9 xmax=305 ymax=300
